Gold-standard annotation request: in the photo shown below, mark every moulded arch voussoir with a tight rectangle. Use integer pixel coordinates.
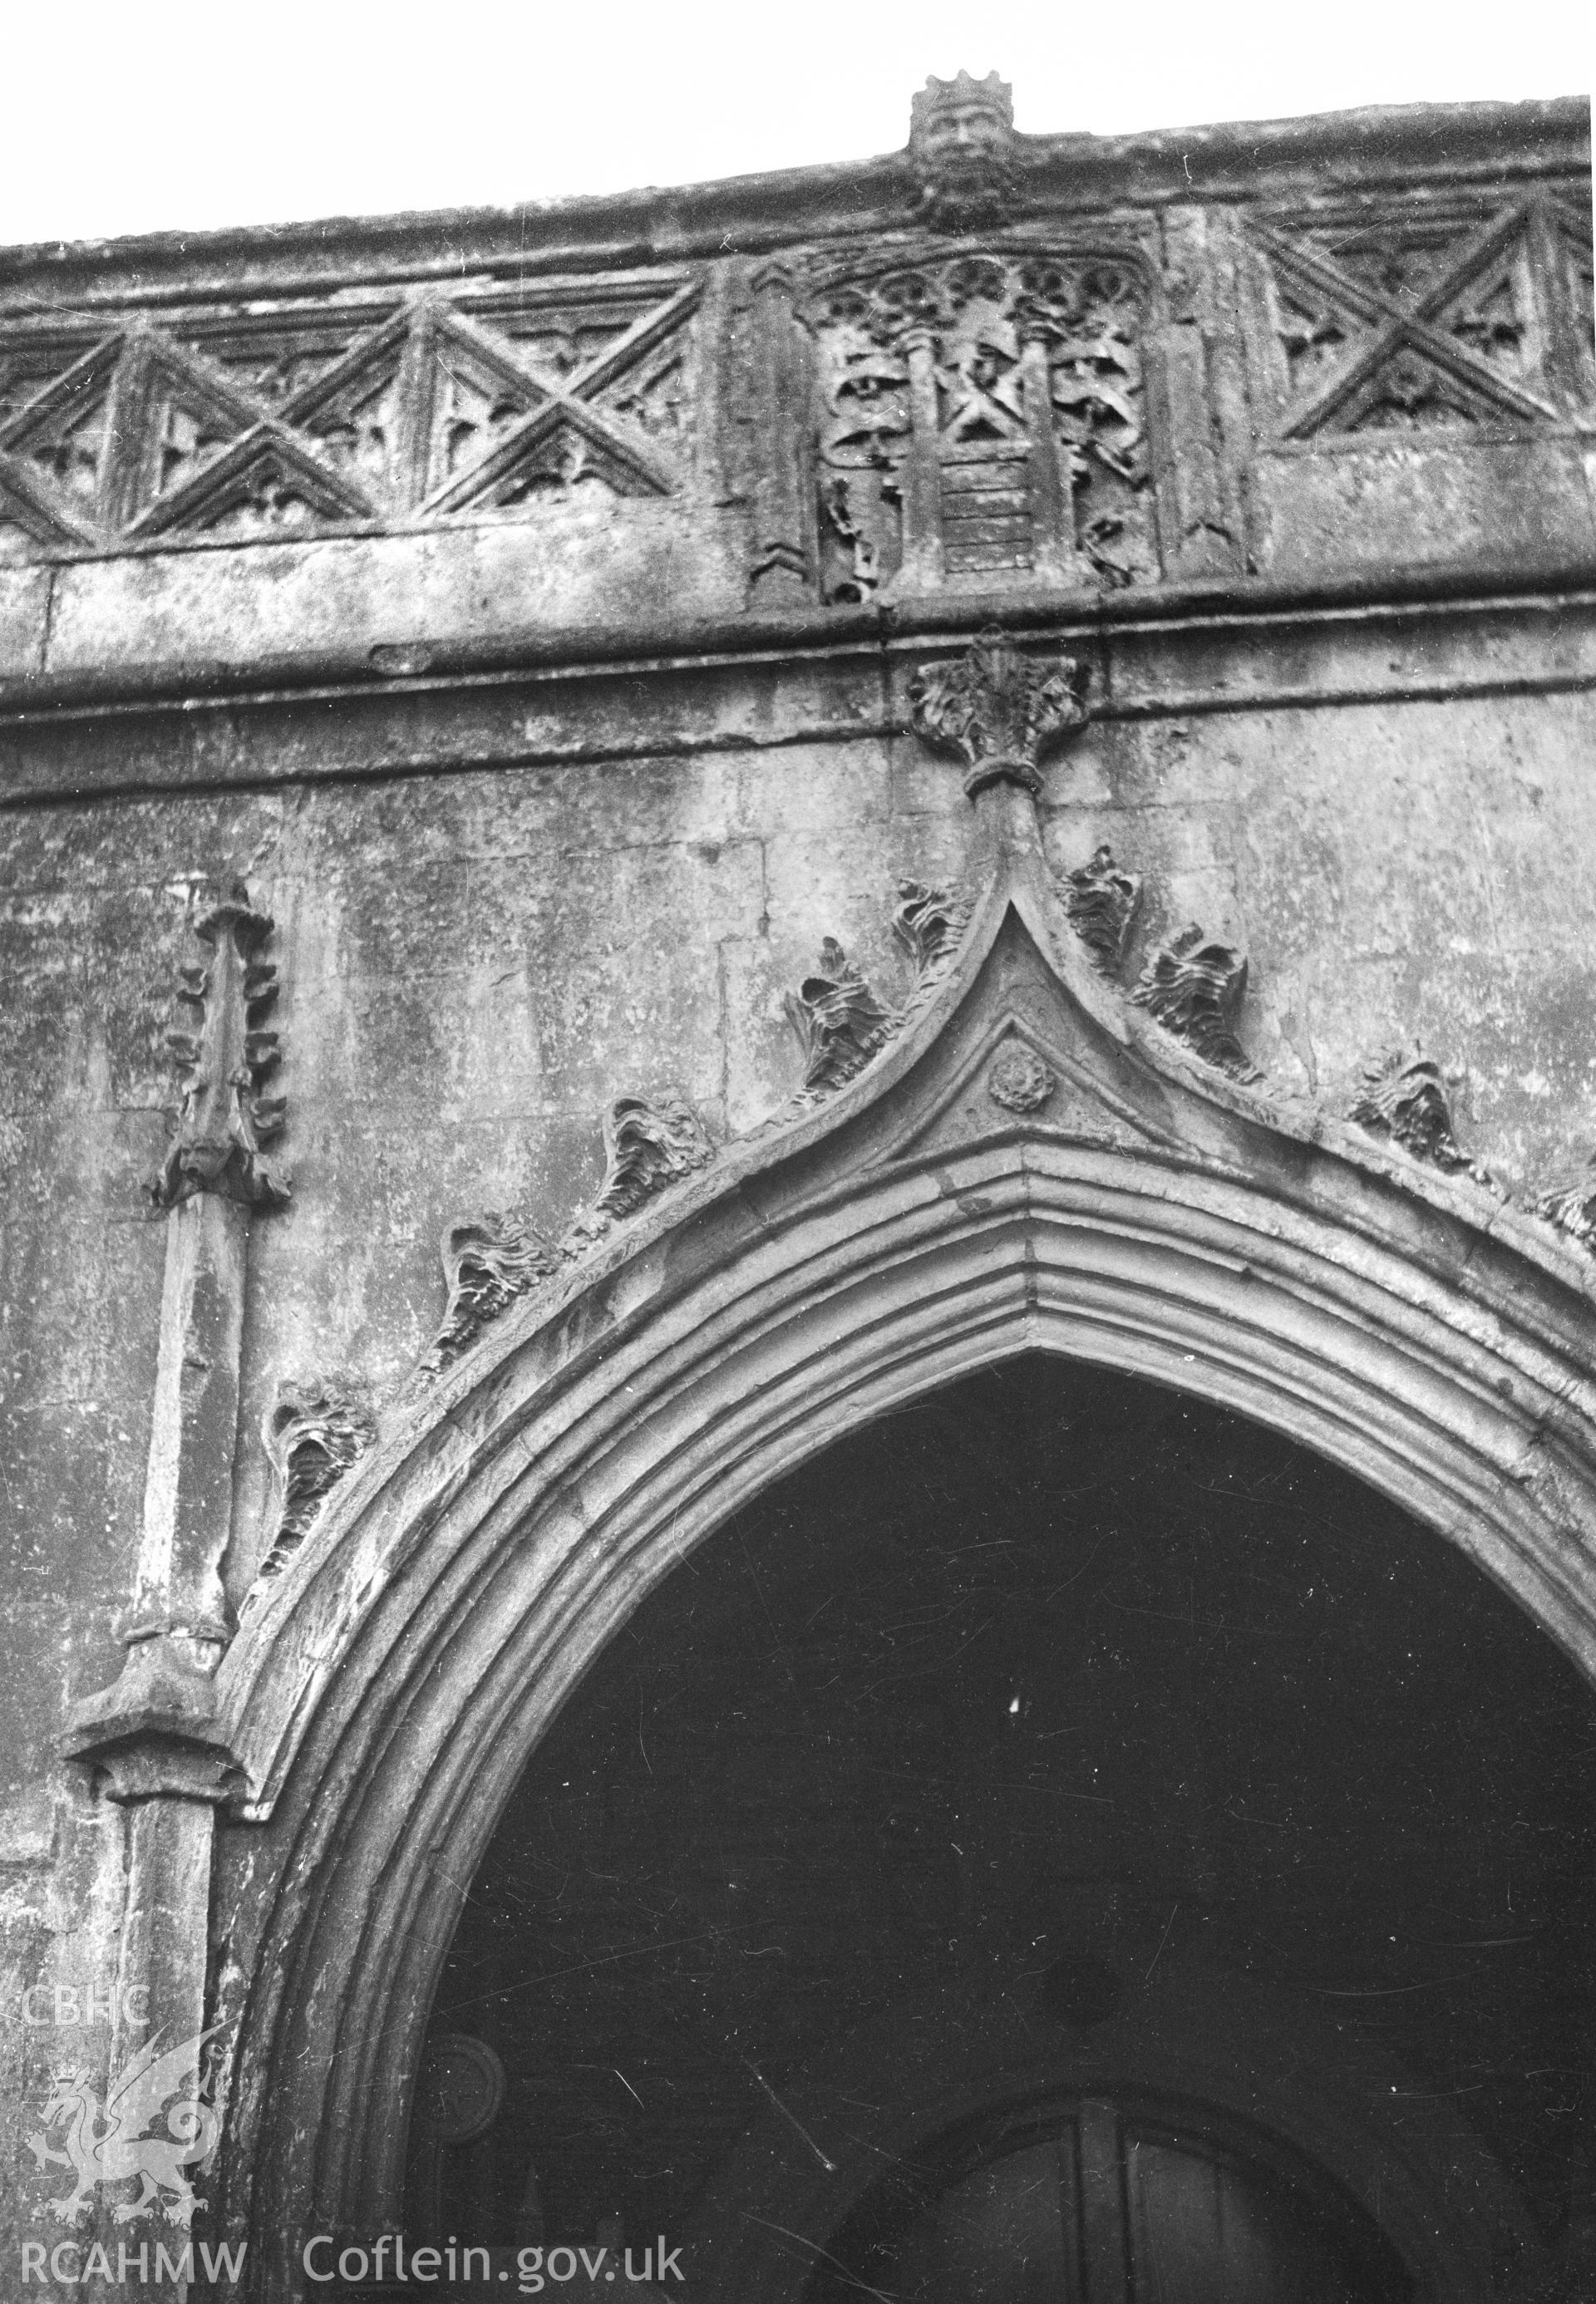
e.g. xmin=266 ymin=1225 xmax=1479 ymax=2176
xmin=208 ymin=834 xmax=1596 ymax=2284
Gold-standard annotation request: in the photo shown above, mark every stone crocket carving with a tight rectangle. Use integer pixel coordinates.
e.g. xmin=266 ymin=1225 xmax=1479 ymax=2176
xmin=1347 ymin=1049 xmax=1495 ymax=1184
xmin=423 ymin=1212 xmax=561 ymax=1374
xmin=909 ymin=632 xmax=1090 ymax=798
xmin=150 ymin=881 xmax=288 ymax=1211
xmin=893 ymin=879 xmax=975 ymax=983
xmin=1131 ymin=925 xmax=1261 ymax=1083
xmin=786 ymin=940 xmax=895 ymax=1096
xmin=593 ymin=1092 xmax=716 ymax=1220
xmin=1534 ymin=1152 xmax=1596 ymax=1248
xmin=253 ymin=1380 xmax=377 ymax=1589
xmin=1062 ymin=845 xmax=1143 ymax=976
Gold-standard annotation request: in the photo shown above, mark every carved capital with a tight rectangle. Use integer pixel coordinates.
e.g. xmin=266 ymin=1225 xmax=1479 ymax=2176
xmin=1062 ymin=845 xmax=1143 ymax=977
xmin=150 ymin=879 xmax=288 ymax=1214
xmin=251 ymin=1380 xmax=377 ymax=1592
xmin=422 ymin=1212 xmax=560 ymax=1375
xmin=594 ymin=1091 xmax=716 ymax=1220
xmin=909 ymin=632 xmax=1090 ymax=799
xmin=907 ymin=71 xmax=1022 ymax=229
xmin=1348 ymin=1050 xmax=1495 ymax=1184
xmin=1131 ymin=926 xmax=1261 ymax=1083
xmin=786 ymin=940 xmax=895 ymax=1098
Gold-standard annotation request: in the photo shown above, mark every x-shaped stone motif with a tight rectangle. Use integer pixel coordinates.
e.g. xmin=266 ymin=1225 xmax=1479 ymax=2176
xmin=416 ymin=281 xmax=700 ymax=512
xmin=1254 ymin=198 xmax=1563 ymax=436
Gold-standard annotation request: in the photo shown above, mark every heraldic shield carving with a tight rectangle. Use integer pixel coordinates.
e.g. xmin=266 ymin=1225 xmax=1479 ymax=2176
xmin=800 ymin=248 xmax=1151 ymax=602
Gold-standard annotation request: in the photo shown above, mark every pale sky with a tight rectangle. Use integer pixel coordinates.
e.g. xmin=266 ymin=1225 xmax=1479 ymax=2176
xmin=1 ymin=0 xmax=1590 ymax=251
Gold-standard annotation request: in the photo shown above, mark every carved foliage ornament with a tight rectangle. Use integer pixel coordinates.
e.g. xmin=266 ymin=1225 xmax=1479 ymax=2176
xmin=1063 ymin=845 xmax=1143 ymax=977
xmin=594 ymin=1092 xmax=716 ymax=1219
xmin=422 ymin=1212 xmax=562 ymax=1375
xmin=1131 ymin=926 xmax=1260 ymax=1084
xmin=786 ymin=939 xmax=894 ymax=1097
xmin=254 ymin=1380 xmax=377 ymax=1590
xmin=150 ymin=881 xmax=288 ymax=1213
xmin=422 ymin=1093 xmax=717 ymax=1373
xmin=1534 ymin=1153 xmax=1596 ymax=1248
xmin=894 ymin=878 xmax=975 ymax=984
xmin=909 ymin=633 xmax=1090 ymax=797
xmin=1347 ymin=1049 xmax=1496 ymax=1186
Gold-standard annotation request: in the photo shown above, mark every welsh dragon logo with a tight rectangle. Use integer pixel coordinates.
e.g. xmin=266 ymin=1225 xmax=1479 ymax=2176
xmin=26 ymin=2025 xmax=227 ymax=2227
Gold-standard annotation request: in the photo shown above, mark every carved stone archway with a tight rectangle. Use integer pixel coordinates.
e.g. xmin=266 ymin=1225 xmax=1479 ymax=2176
xmin=183 ymin=649 xmax=1596 ymax=2297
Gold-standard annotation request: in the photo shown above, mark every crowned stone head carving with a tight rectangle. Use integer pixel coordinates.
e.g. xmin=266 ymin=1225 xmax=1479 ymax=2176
xmin=908 ymin=70 xmax=1021 ymax=228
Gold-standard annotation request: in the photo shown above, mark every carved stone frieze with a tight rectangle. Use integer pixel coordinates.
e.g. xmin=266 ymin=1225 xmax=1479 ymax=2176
xmin=150 ymin=881 xmax=288 ymax=1213
xmin=422 ymin=1212 xmax=560 ymax=1375
xmin=1347 ymin=1049 xmax=1496 ymax=1184
xmin=1130 ymin=926 xmax=1261 ymax=1083
xmin=909 ymin=632 xmax=1090 ymax=797
xmin=801 ymin=245 xmax=1150 ymax=598
xmin=786 ymin=940 xmax=894 ymax=1097
xmin=252 ymin=1381 xmax=377 ymax=1592
xmin=1062 ymin=845 xmax=1143 ymax=977
xmin=1533 ymin=1154 xmax=1596 ymax=1248
xmin=906 ymin=71 xmax=1023 ymax=231
xmin=593 ymin=1092 xmax=717 ymax=1220
xmin=0 ymin=273 xmax=701 ymax=559
xmin=893 ymin=878 xmax=975 ymax=984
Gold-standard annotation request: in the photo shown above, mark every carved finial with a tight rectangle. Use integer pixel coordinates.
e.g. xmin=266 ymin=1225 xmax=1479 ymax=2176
xmin=1534 ymin=1152 xmax=1596 ymax=1248
xmin=909 ymin=632 xmax=1090 ymax=800
xmin=594 ymin=1092 xmax=715 ymax=1220
xmin=422 ymin=1212 xmax=559 ymax=1374
xmin=893 ymin=879 xmax=974 ymax=983
xmin=1131 ymin=925 xmax=1261 ymax=1082
xmin=252 ymin=1380 xmax=377 ymax=1592
xmin=1062 ymin=846 xmax=1143 ymax=976
xmin=1348 ymin=1049 xmax=1495 ymax=1184
xmin=149 ymin=879 xmax=288 ymax=1212
xmin=786 ymin=939 xmax=894 ymax=1096
xmin=908 ymin=70 xmax=1020 ymax=227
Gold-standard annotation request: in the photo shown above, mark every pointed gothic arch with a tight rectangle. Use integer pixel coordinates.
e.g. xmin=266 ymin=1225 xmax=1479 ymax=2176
xmin=204 ymin=775 xmax=1596 ymax=2292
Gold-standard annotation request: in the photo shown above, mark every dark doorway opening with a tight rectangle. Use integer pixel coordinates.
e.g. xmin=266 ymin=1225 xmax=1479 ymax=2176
xmin=419 ymin=1356 xmax=1596 ymax=2292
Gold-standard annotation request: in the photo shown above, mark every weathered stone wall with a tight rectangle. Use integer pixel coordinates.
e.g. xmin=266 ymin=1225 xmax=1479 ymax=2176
xmin=0 ymin=82 xmax=1591 ymax=2293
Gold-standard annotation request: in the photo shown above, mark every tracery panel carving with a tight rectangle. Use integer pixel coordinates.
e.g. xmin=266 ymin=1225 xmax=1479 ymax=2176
xmin=1244 ymin=190 xmax=1595 ymax=441
xmin=0 ymin=270 xmax=702 ymax=560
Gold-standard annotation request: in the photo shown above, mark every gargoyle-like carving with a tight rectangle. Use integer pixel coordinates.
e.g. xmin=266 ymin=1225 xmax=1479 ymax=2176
xmin=253 ymin=1380 xmax=377 ymax=1589
xmin=594 ymin=1092 xmax=716 ymax=1220
xmin=422 ymin=1212 xmax=560 ymax=1374
xmin=907 ymin=71 xmax=1022 ymax=229
xmin=1347 ymin=1050 xmax=1495 ymax=1184
xmin=1062 ymin=845 xmax=1143 ymax=976
xmin=1534 ymin=1154 xmax=1596 ymax=1248
xmin=786 ymin=939 xmax=895 ymax=1096
xmin=893 ymin=879 xmax=974 ymax=983
xmin=909 ymin=633 xmax=1090 ymax=798
xmin=1130 ymin=926 xmax=1261 ymax=1083
xmin=150 ymin=880 xmax=288 ymax=1212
